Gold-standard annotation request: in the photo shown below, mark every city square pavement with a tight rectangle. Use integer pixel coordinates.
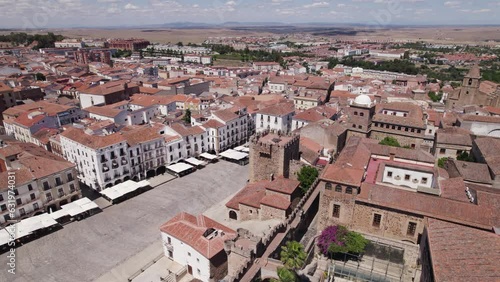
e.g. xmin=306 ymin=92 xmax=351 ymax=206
xmin=0 ymin=161 xmax=249 ymax=282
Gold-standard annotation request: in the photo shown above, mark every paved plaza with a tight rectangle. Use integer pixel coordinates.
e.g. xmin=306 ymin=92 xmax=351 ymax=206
xmin=0 ymin=161 xmax=249 ymax=282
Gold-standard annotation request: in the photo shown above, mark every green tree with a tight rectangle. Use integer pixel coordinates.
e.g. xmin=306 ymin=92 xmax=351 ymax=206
xmin=457 ymin=152 xmax=475 ymax=162
xmin=379 ymin=137 xmax=401 ymax=147
xmin=438 ymin=157 xmax=448 ymax=168
xmin=272 ymin=267 xmax=298 ymax=282
xmin=280 ymin=241 xmax=307 ymax=270
xmin=297 ymin=166 xmax=319 ymax=193
xmin=182 ymin=109 xmax=192 ymax=124
xmin=319 ymin=225 xmax=369 ymax=256
xmin=343 ymin=231 xmax=369 ymax=254
xmin=428 ymin=91 xmax=443 ymax=102
xmin=35 ymin=72 xmax=46 ymax=81
xmin=176 ymin=41 xmax=183 ymax=47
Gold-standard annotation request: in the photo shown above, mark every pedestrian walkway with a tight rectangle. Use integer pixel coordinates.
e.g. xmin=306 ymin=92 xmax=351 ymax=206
xmin=95 ymin=241 xmax=164 ymax=282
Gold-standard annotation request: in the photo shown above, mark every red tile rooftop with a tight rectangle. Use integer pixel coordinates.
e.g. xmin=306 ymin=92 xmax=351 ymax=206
xmin=426 ymin=218 xmax=500 ymax=282
xmin=160 ymin=212 xmax=236 ymax=259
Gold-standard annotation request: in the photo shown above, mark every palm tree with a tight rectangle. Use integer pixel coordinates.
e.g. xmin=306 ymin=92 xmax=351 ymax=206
xmin=280 ymin=241 xmax=307 ymax=271
xmin=272 ymin=267 xmax=297 ymax=282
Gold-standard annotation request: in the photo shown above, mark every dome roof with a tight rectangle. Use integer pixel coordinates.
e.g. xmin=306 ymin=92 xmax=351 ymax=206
xmin=354 ymin=94 xmax=372 ymax=106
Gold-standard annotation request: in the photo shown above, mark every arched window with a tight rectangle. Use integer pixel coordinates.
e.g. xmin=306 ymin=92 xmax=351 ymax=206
xmin=354 ymin=111 xmax=358 ymax=116
xmin=360 ymin=112 xmax=364 ymax=117
xmin=325 ymin=183 xmax=332 ymax=190
xmin=346 ymin=187 xmax=353 ymax=194
xmin=468 ymin=79 xmax=472 ymax=86
xmin=335 ymin=185 xmax=342 ymax=192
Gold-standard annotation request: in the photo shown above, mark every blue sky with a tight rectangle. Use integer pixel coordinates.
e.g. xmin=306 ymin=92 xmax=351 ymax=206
xmin=0 ymin=0 xmax=499 ymax=28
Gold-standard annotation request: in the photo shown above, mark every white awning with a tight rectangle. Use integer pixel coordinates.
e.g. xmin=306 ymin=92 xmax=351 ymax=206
xmin=167 ymin=162 xmax=194 ymax=174
xmin=220 ymin=149 xmax=249 ymax=161
xmin=49 ymin=209 xmax=70 ymax=220
xmin=10 ymin=213 xmax=59 ymax=240
xmin=100 ymin=180 xmax=150 ymax=201
xmin=60 ymin=197 xmax=100 ymax=216
xmin=0 ymin=228 xmax=13 ymax=246
xmin=234 ymin=146 xmax=250 ymax=152
xmin=184 ymin=157 xmax=206 ymax=167
xmin=199 ymin=152 xmax=218 ymax=160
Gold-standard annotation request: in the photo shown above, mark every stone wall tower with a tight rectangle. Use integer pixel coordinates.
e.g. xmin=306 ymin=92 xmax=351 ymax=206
xmin=249 ymin=131 xmax=300 ymax=183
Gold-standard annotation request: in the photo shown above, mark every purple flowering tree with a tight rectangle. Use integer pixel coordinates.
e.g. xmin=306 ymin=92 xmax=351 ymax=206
xmin=317 ymin=225 xmax=346 ymax=255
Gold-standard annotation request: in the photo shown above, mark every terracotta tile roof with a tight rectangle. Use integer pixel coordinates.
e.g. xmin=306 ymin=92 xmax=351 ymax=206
xmin=260 ymin=194 xmax=290 ymax=210
xmin=258 ymin=102 xmax=295 ymax=116
xmin=373 ymin=102 xmax=425 ymax=128
xmin=226 ymin=181 xmax=267 ymax=210
xmin=13 ymin=112 xmax=46 ymax=128
xmin=202 ymin=119 xmax=225 ymax=129
xmin=483 ymin=106 xmax=500 ymax=116
xmin=169 ymin=123 xmax=205 ymax=137
xmin=300 ymin=136 xmax=323 ymax=165
xmin=82 ymin=80 xmax=127 ymax=95
xmin=364 ymin=143 xmax=435 ymax=164
xmin=426 ymin=110 xmax=442 ymax=127
xmin=3 ymin=101 xmax=74 ymax=117
xmin=322 ymin=136 xmax=435 ymax=186
xmin=86 ymin=105 xmax=124 ymax=118
xmin=0 ymin=82 xmax=12 ymax=93
xmin=479 ymin=80 xmax=498 ymax=95
xmin=121 ymin=125 xmax=163 ymax=146
xmin=0 ymin=142 xmax=75 ymax=180
xmin=447 ymin=160 xmax=492 ymax=185
xmin=130 ymin=94 xmax=175 ymax=107
xmin=438 ymin=177 xmax=470 ymax=203
xmin=0 ymin=144 xmax=23 ymax=158
xmin=264 ymin=177 xmax=300 ymax=195
xmin=474 ymin=137 xmax=500 ymax=176
xmin=139 ymin=86 xmax=162 ymax=95
xmin=213 ymin=109 xmax=239 ymax=122
xmin=426 ymin=218 xmax=500 ymax=282
xmin=0 ymin=167 xmax=35 ymax=191
xmin=32 ymin=128 xmax=59 ymax=144
xmin=358 ymin=182 xmax=497 ymax=229
xmin=61 ymin=126 xmax=125 ymax=149
xmin=294 ymin=108 xmax=329 ymax=123
xmin=160 ymin=212 xmax=236 ymax=259
xmin=460 ymin=114 xmax=500 ymax=123
xmin=435 ymin=127 xmax=473 ymax=146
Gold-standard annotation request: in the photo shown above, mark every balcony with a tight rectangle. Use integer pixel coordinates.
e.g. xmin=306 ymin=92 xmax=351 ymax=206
xmin=100 ymin=158 xmax=108 ymax=163
xmin=121 ymin=158 xmax=128 ymax=165
xmin=104 ymin=177 xmax=111 ymax=182
xmin=58 ymin=192 xmax=65 ymax=198
xmin=102 ymin=165 xmax=109 ymax=172
xmin=123 ymin=169 xmax=130 ymax=175
xmin=112 ymin=161 xmax=119 ymax=169
xmin=166 ymin=243 xmax=173 ymax=252
xmin=111 ymin=154 xmax=117 ymax=160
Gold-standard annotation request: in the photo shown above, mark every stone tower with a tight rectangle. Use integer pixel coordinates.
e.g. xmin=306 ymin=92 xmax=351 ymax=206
xmin=249 ymin=130 xmax=300 ymax=183
xmin=346 ymin=94 xmax=376 ymax=139
xmin=446 ymin=65 xmax=482 ymax=108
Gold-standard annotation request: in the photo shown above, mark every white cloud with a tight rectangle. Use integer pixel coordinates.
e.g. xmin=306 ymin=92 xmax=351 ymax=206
xmin=303 ymin=2 xmax=329 ymax=8
xmin=444 ymin=1 xmax=461 ymax=8
xmin=124 ymin=3 xmax=138 ymax=10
